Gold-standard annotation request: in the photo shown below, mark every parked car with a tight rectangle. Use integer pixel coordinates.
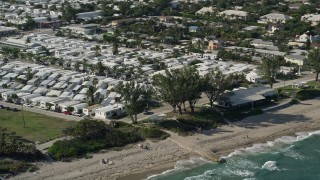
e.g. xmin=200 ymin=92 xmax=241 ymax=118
xmin=73 ymin=113 xmax=81 ymax=117
xmin=64 ymin=111 xmax=72 ymax=115
xmin=23 ymin=103 xmax=33 ymax=107
xmin=0 ymin=105 xmax=5 ymax=109
xmin=40 ymin=106 xmax=49 ymax=110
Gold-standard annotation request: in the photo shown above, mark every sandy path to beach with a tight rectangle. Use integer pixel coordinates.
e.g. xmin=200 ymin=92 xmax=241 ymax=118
xmin=13 ymin=98 xmax=320 ymax=180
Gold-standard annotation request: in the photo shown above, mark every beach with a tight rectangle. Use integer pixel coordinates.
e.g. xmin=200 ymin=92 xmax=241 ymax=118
xmin=14 ymin=98 xmax=320 ymax=180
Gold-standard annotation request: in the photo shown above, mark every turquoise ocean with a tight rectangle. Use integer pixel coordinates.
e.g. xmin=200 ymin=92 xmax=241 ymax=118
xmin=148 ymin=131 xmax=320 ymax=180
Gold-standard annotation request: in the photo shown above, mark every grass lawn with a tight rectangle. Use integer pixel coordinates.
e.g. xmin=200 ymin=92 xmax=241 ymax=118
xmin=0 ymin=109 xmax=76 ymax=143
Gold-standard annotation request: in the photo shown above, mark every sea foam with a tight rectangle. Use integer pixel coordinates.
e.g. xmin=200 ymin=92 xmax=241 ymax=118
xmin=147 ymin=157 xmax=209 ymax=180
xmin=262 ymin=161 xmax=279 ymax=171
xmin=225 ymin=130 xmax=320 ymax=158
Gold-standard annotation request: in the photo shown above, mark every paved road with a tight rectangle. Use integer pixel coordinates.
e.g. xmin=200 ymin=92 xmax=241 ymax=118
xmin=0 ymin=101 xmax=83 ymax=121
xmin=273 ymin=73 xmax=315 ymax=89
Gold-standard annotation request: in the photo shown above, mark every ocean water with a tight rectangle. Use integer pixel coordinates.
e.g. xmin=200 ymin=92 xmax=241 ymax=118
xmin=148 ymin=131 xmax=320 ymax=180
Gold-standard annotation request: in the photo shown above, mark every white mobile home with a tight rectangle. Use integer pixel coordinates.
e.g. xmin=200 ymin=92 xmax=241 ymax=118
xmin=40 ymin=97 xmax=58 ymax=109
xmin=1 ymin=90 xmax=17 ymax=101
xmin=71 ymin=103 xmax=88 ymax=114
xmin=95 ymin=104 xmax=126 ymax=120
xmin=20 ymin=94 xmax=41 ymax=104
xmin=58 ymin=101 xmax=81 ymax=112
xmin=83 ymin=104 xmax=102 ymax=116
xmin=30 ymin=96 xmax=51 ymax=107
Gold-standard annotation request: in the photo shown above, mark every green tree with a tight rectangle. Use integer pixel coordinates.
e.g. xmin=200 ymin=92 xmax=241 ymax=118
xmin=26 ymin=67 xmax=33 ymax=80
xmin=257 ymin=56 xmax=279 ymax=88
xmin=24 ymin=15 xmax=36 ymax=30
xmin=116 ymin=81 xmax=152 ymax=124
xmin=180 ymin=66 xmax=203 ymax=114
xmin=60 ymin=2 xmax=77 ymax=23
xmin=204 ymin=70 xmax=232 ymax=107
xmin=86 ymin=85 xmax=96 ymax=105
xmin=307 ymin=49 xmax=320 ymax=81
xmin=74 ymin=61 xmax=81 ymax=71
xmin=95 ymin=61 xmax=106 ymax=76
xmin=153 ymin=69 xmax=183 ymax=114
xmin=11 ymin=94 xmax=18 ymax=102
xmin=94 ymin=45 xmax=101 ymax=57
xmin=3 ymin=57 xmax=9 ymax=64
xmin=112 ymin=38 xmax=119 ymax=55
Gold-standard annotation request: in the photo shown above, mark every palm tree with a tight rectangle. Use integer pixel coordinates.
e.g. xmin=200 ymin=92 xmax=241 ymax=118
xmin=86 ymin=85 xmax=96 ymax=105
xmin=95 ymin=61 xmax=106 ymax=76
xmin=74 ymin=61 xmax=81 ymax=71
xmin=94 ymin=45 xmax=101 ymax=57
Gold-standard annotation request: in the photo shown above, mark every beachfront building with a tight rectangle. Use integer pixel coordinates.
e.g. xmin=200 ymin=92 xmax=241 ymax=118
xmin=215 ymin=86 xmax=276 ymax=109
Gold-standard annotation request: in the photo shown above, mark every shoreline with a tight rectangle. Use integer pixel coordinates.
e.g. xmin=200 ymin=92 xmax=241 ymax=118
xmin=13 ymin=98 xmax=320 ymax=180
xmin=118 ymin=126 xmax=320 ymax=180
xmin=117 ymin=99 xmax=320 ymax=180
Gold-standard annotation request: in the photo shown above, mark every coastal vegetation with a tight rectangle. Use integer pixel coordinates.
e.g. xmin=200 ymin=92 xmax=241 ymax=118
xmin=48 ymin=120 xmax=169 ymax=160
xmin=0 ymin=128 xmax=43 ymax=178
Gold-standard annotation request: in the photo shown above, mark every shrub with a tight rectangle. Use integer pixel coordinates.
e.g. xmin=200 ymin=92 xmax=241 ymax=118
xmin=0 ymin=160 xmax=37 ymax=175
xmin=247 ymin=109 xmax=263 ymax=116
xmin=139 ymin=127 xmax=170 ymax=140
xmin=157 ymin=120 xmax=196 ymax=135
xmin=113 ymin=121 xmax=134 ymax=129
xmin=295 ymin=89 xmax=320 ymax=101
xmin=0 ymin=128 xmax=43 ymax=161
xmin=48 ymin=128 xmax=141 ymax=160
xmin=290 ymin=98 xmax=299 ymax=104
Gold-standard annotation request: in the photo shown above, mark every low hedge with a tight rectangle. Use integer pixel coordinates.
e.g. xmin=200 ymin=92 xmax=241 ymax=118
xmin=139 ymin=127 xmax=170 ymax=140
xmin=295 ymin=89 xmax=320 ymax=101
xmin=156 ymin=120 xmax=196 ymax=135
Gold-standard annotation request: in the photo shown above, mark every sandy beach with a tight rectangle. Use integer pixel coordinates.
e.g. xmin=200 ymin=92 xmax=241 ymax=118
xmin=14 ymin=98 xmax=320 ymax=180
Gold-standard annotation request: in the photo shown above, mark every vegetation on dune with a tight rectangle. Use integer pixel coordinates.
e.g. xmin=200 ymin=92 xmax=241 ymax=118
xmin=0 ymin=127 xmax=43 ymax=161
xmin=154 ymin=107 xmax=224 ymax=135
xmin=0 ymin=128 xmax=43 ymax=178
xmin=48 ymin=120 xmax=169 ymax=160
xmin=0 ymin=160 xmax=37 ymax=177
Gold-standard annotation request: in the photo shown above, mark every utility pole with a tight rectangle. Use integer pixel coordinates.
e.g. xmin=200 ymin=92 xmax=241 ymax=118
xmin=22 ymin=104 xmax=25 ymax=128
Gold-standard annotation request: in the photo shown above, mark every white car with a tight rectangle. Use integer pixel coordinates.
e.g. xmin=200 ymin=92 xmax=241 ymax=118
xmin=73 ymin=113 xmax=82 ymax=117
xmin=40 ymin=106 xmax=49 ymax=110
xmin=23 ymin=103 xmax=33 ymax=107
